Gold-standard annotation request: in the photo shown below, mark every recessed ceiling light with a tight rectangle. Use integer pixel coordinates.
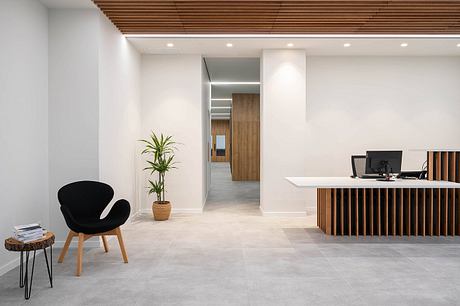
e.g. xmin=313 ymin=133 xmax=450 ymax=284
xmin=457 ymin=43 xmax=460 ymax=47
xmin=166 ymin=43 xmax=174 ymax=47
xmin=400 ymin=43 xmax=408 ymax=47
xmin=343 ymin=43 xmax=351 ymax=48
xmin=287 ymin=43 xmax=294 ymax=47
xmin=226 ymin=43 xmax=233 ymax=47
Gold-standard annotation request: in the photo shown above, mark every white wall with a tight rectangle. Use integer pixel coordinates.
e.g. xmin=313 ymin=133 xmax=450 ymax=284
xmin=261 ymin=53 xmax=460 ymax=214
xmin=202 ymin=59 xmax=211 ymax=201
xmin=140 ymin=55 xmax=206 ymax=213
xmin=0 ymin=0 xmax=49 ymax=274
xmin=98 ymin=12 xmax=142 ymax=215
xmin=260 ymin=50 xmax=308 ymax=216
xmin=48 ymin=9 xmax=100 ymax=243
xmin=303 ymin=56 xmax=460 ymax=206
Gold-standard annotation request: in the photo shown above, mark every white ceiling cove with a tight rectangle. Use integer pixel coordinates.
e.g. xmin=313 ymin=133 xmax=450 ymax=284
xmin=129 ymin=38 xmax=460 ymax=57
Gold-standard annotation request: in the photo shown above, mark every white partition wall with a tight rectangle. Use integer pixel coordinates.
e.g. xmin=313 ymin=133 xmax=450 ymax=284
xmin=0 ymin=0 xmax=49 ymax=275
xmin=140 ymin=55 xmax=207 ymax=213
xmin=98 ymin=11 xmax=142 ymax=216
xmin=49 ymin=9 xmax=142 ymax=245
xmin=48 ymin=9 xmax=100 ymax=243
xmin=260 ymin=50 xmax=308 ymax=216
xmin=261 ymin=53 xmax=460 ymax=216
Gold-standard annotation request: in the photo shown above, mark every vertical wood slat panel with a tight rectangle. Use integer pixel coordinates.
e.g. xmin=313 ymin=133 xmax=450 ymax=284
xmin=400 ymin=188 xmax=404 ymax=237
xmin=436 ymin=152 xmax=442 ymax=180
xmin=355 ymin=189 xmax=359 ymax=238
xmin=341 ymin=189 xmax=344 ymax=236
xmin=348 ymin=188 xmax=352 ymax=237
xmin=316 ymin=186 xmax=458 ymax=237
xmin=430 ymin=188 xmax=434 ymax=236
xmin=422 ymin=189 xmax=426 ymax=237
xmin=415 ymin=189 xmax=418 ymax=236
xmin=428 ymin=151 xmax=434 ymax=180
xmin=317 ymin=189 xmax=320 ymax=229
xmin=458 ymin=189 xmax=460 ymax=236
xmin=407 ymin=189 xmax=411 ymax=237
xmin=385 ymin=189 xmax=389 ymax=237
xmin=318 ymin=189 xmax=322 ymax=231
xmin=449 ymin=152 xmax=456 ymax=182
xmin=442 ymin=152 xmax=449 ymax=181
xmin=393 ymin=188 xmax=397 ymax=237
xmin=378 ymin=189 xmax=381 ymax=236
xmin=325 ymin=189 xmax=332 ymax=235
xmin=321 ymin=189 xmax=326 ymax=232
xmin=333 ymin=189 xmax=337 ymax=236
xmin=437 ymin=188 xmax=441 ymax=236
xmin=363 ymin=189 xmax=366 ymax=237
xmin=444 ymin=188 xmax=448 ymax=236
xmin=451 ymin=188 xmax=455 ymax=237
xmin=370 ymin=188 xmax=374 ymax=237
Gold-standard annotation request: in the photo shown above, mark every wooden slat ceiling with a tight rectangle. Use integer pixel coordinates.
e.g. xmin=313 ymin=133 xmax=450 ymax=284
xmin=92 ymin=0 xmax=460 ymax=34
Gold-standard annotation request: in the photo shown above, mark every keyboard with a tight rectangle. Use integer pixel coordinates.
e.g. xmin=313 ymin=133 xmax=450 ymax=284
xmin=359 ymin=175 xmax=382 ymax=179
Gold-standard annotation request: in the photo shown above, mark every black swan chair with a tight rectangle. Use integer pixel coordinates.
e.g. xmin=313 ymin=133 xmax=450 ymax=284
xmin=57 ymin=181 xmax=130 ymax=276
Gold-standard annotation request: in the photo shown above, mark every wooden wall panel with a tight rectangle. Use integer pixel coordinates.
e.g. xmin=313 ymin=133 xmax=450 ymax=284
xmin=93 ymin=1 xmax=460 ymax=35
xmin=231 ymin=94 xmax=260 ymax=181
xmin=428 ymin=151 xmax=460 ymax=183
xmin=211 ymin=119 xmax=230 ymax=162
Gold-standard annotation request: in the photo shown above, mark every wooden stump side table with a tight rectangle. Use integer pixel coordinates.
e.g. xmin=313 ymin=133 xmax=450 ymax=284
xmin=4 ymin=232 xmax=55 ymax=300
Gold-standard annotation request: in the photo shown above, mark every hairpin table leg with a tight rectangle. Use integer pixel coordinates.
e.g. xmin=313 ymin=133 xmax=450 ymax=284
xmin=44 ymin=246 xmax=53 ymax=288
xmin=19 ymin=251 xmax=24 ymax=288
xmin=23 ymin=250 xmax=36 ymax=300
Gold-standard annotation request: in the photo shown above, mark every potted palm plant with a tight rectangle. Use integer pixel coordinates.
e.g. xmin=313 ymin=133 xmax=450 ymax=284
xmin=140 ymin=132 xmax=177 ymax=221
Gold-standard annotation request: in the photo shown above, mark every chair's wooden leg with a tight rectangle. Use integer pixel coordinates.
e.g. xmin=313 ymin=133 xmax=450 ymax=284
xmin=58 ymin=231 xmax=74 ymax=263
xmin=115 ymin=227 xmax=128 ymax=263
xmin=101 ymin=235 xmax=109 ymax=253
xmin=76 ymin=233 xmax=84 ymax=276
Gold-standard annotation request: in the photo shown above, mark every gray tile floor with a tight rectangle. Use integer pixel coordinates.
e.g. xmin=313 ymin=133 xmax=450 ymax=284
xmin=1 ymin=162 xmax=460 ymax=305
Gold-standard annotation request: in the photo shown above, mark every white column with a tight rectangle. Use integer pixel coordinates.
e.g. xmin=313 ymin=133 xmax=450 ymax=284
xmin=260 ymin=50 xmax=308 ymax=216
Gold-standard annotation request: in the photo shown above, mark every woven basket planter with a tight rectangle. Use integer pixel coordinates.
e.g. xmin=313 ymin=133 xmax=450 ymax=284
xmin=152 ymin=201 xmax=171 ymax=221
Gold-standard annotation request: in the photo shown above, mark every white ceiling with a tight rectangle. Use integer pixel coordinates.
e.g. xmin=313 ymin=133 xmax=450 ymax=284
xmin=205 ymin=58 xmax=260 ymax=120
xmin=133 ymin=37 xmax=460 ymax=120
xmin=39 ymin=0 xmax=95 ymax=8
xmin=205 ymin=58 xmax=259 ymax=82
xmin=129 ymin=38 xmax=460 ymax=57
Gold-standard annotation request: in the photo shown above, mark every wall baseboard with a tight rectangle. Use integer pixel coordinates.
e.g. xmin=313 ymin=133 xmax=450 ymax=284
xmin=0 ymin=249 xmax=45 ymax=277
xmin=259 ymin=206 xmax=307 ymax=217
xmin=0 ymin=257 xmax=20 ymax=277
xmin=141 ymin=207 xmax=203 ymax=215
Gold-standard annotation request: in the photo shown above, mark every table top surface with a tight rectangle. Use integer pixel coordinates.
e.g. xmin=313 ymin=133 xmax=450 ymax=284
xmin=4 ymin=232 xmax=55 ymax=252
xmin=286 ymin=177 xmax=460 ymax=189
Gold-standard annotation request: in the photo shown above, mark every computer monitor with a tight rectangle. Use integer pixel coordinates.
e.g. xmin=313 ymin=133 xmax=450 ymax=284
xmin=365 ymin=150 xmax=403 ymax=181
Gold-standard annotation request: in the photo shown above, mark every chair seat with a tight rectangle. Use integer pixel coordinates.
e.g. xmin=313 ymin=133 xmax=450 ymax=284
xmin=73 ymin=216 xmax=127 ymax=235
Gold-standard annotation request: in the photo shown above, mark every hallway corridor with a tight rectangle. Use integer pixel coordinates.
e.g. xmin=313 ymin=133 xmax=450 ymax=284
xmin=205 ymin=163 xmax=260 ymax=215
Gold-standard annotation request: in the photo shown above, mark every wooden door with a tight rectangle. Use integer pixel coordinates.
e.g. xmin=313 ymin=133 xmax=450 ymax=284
xmin=231 ymin=93 xmax=260 ymax=181
xmin=211 ymin=120 xmax=230 ymax=162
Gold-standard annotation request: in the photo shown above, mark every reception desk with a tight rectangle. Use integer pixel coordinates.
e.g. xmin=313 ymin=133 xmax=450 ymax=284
xmin=287 ymin=177 xmax=460 ymax=237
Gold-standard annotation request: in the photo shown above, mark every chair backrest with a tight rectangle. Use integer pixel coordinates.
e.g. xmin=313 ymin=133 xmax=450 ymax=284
xmin=351 ymin=155 xmax=367 ymax=177
xmin=58 ymin=181 xmax=114 ymax=219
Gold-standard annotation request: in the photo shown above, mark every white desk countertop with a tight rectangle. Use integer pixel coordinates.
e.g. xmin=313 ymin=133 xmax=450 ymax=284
xmin=286 ymin=177 xmax=460 ymax=189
